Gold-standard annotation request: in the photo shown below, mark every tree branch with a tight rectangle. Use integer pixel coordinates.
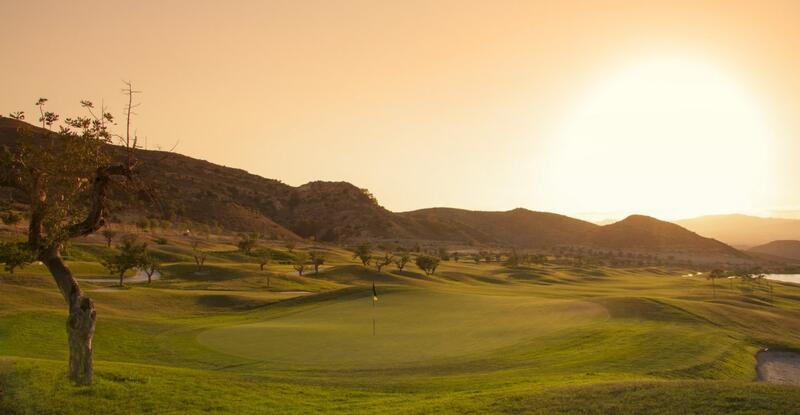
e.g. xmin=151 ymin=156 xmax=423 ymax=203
xmin=64 ymin=164 xmax=133 ymax=239
xmin=27 ymin=174 xmax=46 ymax=250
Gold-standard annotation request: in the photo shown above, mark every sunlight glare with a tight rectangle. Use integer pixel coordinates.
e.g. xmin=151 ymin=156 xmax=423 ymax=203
xmin=542 ymin=54 xmax=776 ymax=220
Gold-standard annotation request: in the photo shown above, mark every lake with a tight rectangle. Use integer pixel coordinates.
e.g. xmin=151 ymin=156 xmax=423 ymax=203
xmin=766 ymin=274 xmax=800 ymax=284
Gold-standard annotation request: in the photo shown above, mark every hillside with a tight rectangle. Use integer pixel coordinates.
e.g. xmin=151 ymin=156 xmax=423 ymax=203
xmin=395 ymin=210 xmax=747 ymax=261
xmin=0 ymin=118 xmax=749 ymax=261
xmin=395 ymin=207 xmax=598 ymax=247
xmin=0 ymin=118 xmax=393 ymax=241
xmin=675 ymin=214 xmax=800 ymax=248
xmin=588 ymin=215 xmax=742 ymax=255
xmin=748 ymin=240 xmax=800 ymax=262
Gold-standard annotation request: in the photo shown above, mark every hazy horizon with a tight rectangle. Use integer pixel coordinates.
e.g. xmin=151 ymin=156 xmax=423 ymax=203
xmin=3 ymin=0 xmax=800 ymax=220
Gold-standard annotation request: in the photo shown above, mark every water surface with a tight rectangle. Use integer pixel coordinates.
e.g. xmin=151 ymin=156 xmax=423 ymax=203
xmin=765 ymin=274 xmax=800 ymax=284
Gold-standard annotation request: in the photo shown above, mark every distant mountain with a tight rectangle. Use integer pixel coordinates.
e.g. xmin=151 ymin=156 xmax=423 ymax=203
xmin=586 ymin=215 xmax=743 ymax=257
xmin=748 ymin=240 xmax=800 ymax=262
xmin=593 ymin=218 xmax=620 ymax=226
xmin=0 ymin=118 xmax=750 ymax=262
xmin=674 ymin=214 xmax=800 ymax=248
xmin=395 ymin=208 xmax=598 ymax=247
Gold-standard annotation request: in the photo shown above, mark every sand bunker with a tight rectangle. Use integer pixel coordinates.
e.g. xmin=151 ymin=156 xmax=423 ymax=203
xmin=756 ymin=349 xmax=800 ymax=386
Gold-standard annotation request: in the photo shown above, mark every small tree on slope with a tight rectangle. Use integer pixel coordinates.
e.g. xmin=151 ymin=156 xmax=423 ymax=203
xmin=101 ymin=229 xmax=116 ymax=248
xmin=293 ymin=251 xmax=309 ymax=276
xmin=415 ymin=255 xmax=440 ymax=276
xmin=374 ymin=252 xmax=393 ymax=272
xmin=310 ymin=251 xmax=325 ymax=274
xmin=0 ymin=241 xmax=34 ymax=273
xmin=141 ymin=254 xmax=160 ymax=284
xmin=101 ymin=235 xmax=148 ymax=286
xmin=253 ymin=248 xmax=271 ymax=271
xmin=394 ymin=251 xmax=410 ymax=271
xmin=353 ymin=243 xmax=372 ymax=267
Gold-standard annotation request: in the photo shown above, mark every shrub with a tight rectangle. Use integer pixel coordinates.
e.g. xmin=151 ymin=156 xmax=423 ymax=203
xmin=415 ymin=255 xmax=440 ymax=276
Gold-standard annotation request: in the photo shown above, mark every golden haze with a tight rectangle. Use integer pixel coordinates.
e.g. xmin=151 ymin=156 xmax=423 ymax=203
xmin=2 ymin=0 xmax=799 ymax=220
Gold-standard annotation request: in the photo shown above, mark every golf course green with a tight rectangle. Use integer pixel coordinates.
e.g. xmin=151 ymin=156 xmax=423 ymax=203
xmin=198 ymin=289 xmax=607 ymax=368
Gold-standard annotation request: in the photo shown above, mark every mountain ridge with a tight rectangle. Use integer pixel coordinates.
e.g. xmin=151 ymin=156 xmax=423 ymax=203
xmin=748 ymin=240 xmax=800 ymax=262
xmin=675 ymin=214 xmax=800 ymax=247
xmin=0 ymin=118 xmax=750 ymax=263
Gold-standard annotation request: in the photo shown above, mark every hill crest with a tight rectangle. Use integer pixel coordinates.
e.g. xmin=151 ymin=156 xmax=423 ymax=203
xmin=0 ymin=118 xmax=749 ymax=262
xmin=749 ymin=240 xmax=800 ymax=262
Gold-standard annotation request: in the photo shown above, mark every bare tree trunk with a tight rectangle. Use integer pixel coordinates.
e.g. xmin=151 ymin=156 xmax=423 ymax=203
xmin=41 ymin=246 xmax=96 ymax=386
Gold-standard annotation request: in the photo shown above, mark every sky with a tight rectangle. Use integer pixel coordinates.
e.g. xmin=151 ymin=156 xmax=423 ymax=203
xmin=2 ymin=0 xmax=799 ymax=221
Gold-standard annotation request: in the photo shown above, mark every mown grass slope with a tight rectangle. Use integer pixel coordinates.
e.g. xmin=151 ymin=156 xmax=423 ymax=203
xmin=1 ymin=239 xmax=800 ymax=414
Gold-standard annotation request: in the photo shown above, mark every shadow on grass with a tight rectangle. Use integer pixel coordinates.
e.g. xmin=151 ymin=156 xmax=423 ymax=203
xmin=194 ymin=294 xmax=275 ymax=310
xmin=314 ymin=265 xmax=408 ymax=284
xmin=161 ymin=263 xmax=252 ymax=281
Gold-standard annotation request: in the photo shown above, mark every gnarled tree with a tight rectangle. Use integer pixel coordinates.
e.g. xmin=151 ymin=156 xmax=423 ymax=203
xmin=0 ymin=87 xmax=141 ymax=385
xmin=353 ymin=243 xmax=372 ymax=267
xmin=393 ymin=250 xmax=410 ymax=271
xmin=374 ymin=252 xmax=393 ymax=272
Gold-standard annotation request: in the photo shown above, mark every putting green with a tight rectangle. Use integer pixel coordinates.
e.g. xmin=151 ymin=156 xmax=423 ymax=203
xmin=197 ymin=288 xmax=608 ymax=368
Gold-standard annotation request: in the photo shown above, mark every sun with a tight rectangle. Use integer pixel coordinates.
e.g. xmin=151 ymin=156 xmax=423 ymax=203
xmin=539 ymin=54 xmax=777 ymax=220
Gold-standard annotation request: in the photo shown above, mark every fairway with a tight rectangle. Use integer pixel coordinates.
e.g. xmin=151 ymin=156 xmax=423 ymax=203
xmin=197 ymin=288 xmax=608 ymax=368
xmin=4 ymin=256 xmax=800 ymax=414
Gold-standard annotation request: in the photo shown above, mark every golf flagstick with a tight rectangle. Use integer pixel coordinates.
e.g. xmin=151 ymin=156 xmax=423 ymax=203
xmin=372 ymin=280 xmax=378 ymax=336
